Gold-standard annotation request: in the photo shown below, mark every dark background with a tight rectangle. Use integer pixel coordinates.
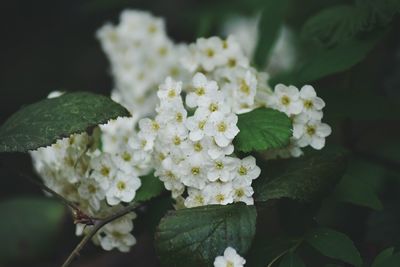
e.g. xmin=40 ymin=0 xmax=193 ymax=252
xmin=1 ymin=0 xmax=400 ymax=266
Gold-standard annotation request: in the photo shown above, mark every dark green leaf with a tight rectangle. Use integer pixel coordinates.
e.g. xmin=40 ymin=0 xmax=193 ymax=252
xmin=279 ymin=252 xmax=306 ymax=267
xmin=247 ymin=237 xmax=300 ymax=267
xmin=234 ymin=108 xmax=292 ymax=153
xmin=333 ymin=160 xmax=383 ymax=210
xmin=254 ymin=0 xmax=290 ymax=68
xmin=135 ymin=172 xmax=165 ymax=202
xmin=0 ymin=197 xmax=65 ymax=264
xmin=155 ymin=203 xmax=256 ymax=267
xmin=372 ymin=247 xmax=395 ymax=267
xmin=254 ymin=150 xmax=347 ymax=202
xmin=305 ymin=227 xmax=362 ymax=266
xmin=0 ymin=92 xmax=130 ymax=153
xmin=270 ymin=32 xmax=384 ymax=86
xmin=301 ymin=1 xmax=400 ymax=46
xmin=373 ymin=253 xmax=400 ymax=267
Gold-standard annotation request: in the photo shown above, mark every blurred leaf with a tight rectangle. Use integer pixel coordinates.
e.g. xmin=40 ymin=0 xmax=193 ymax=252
xmin=155 ymin=203 xmax=256 ymax=267
xmin=301 ymin=1 xmax=400 ymax=46
xmin=254 ymin=0 xmax=290 ymax=68
xmin=135 ymin=172 xmax=165 ymax=202
xmin=372 ymin=252 xmax=400 ymax=267
xmin=372 ymin=247 xmax=395 ymax=267
xmin=333 ymin=159 xmax=383 ymax=210
xmin=0 ymin=92 xmax=130 ymax=153
xmin=271 ymin=32 xmax=384 ymax=86
xmin=254 ymin=150 xmax=347 ymax=203
xmin=279 ymin=252 xmax=306 ymax=267
xmin=0 ymin=197 xmax=65 ymax=264
xmin=246 ymin=236 xmax=300 ymax=267
xmin=305 ymin=227 xmax=362 ymax=266
xmin=234 ymin=108 xmax=292 ymax=153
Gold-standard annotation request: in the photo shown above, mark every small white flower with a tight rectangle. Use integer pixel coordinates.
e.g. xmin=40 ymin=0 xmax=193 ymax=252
xmin=90 ymin=152 xmax=117 ymax=190
xmin=157 ymin=77 xmax=182 ymax=102
xmin=196 ymin=37 xmax=226 ymax=71
xmin=221 ymin=35 xmax=249 ymax=69
xmin=271 ymin=84 xmax=303 ymax=116
xmin=184 ymin=188 xmax=207 ymax=208
xmin=235 ymin=156 xmax=261 ymax=184
xmin=293 ymin=116 xmax=331 ymax=150
xmin=203 ymin=182 xmax=234 ymax=205
xmin=214 ymin=247 xmax=246 ymax=267
xmin=204 ymin=112 xmax=239 ymax=147
xmin=186 ymin=108 xmax=210 ymax=141
xmin=179 ymin=154 xmax=208 ymax=190
xmin=106 ymin=171 xmax=141 ymax=205
xmin=232 ymin=178 xmax=254 ymax=205
xmin=186 ymin=72 xmax=219 ymax=108
xmin=99 ymin=216 xmax=136 ymax=252
xmin=196 ymin=91 xmax=230 ymax=116
xmin=206 ymin=156 xmax=237 ymax=182
xmin=299 ymin=85 xmax=325 ymax=120
xmin=77 ymin=178 xmax=105 ymax=211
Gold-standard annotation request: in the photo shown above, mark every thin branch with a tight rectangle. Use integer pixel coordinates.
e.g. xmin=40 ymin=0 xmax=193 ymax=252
xmin=19 ymin=172 xmax=81 ymax=211
xmin=61 ymin=202 xmax=140 ymax=267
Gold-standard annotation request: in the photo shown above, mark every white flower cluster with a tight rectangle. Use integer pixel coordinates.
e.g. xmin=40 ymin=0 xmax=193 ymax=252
xmin=265 ymin=84 xmax=332 ymax=158
xmin=97 ymin=10 xmax=190 ymax=119
xmin=137 ymin=73 xmax=261 ymax=208
xmin=214 ymin=247 xmax=246 ymax=267
xmin=30 ymin=113 xmax=153 ymax=252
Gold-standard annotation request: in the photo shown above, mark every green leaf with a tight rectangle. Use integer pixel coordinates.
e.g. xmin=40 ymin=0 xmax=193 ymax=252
xmin=234 ymin=108 xmax=292 ymax=153
xmin=0 ymin=197 xmax=65 ymax=264
xmin=333 ymin=167 xmax=383 ymax=211
xmin=305 ymin=227 xmax=362 ymax=266
xmin=247 ymin=237 xmax=300 ymax=267
xmin=270 ymin=32 xmax=384 ymax=86
xmin=279 ymin=252 xmax=306 ymax=267
xmin=373 ymin=253 xmax=400 ymax=267
xmin=0 ymin=92 xmax=130 ymax=153
xmin=155 ymin=203 xmax=256 ymax=267
xmin=254 ymin=150 xmax=347 ymax=202
xmin=254 ymin=0 xmax=290 ymax=68
xmin=372 ymin=247 xmax=395 ymax=267
xmin=301 ymin=1 xmax=400 ymax=46
xmin=135 ymin=172 xmax=165 ymax=202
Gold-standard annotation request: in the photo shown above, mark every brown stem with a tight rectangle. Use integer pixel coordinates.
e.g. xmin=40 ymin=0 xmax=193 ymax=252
xmin=61 ymin=203 xmax=140 ymax=267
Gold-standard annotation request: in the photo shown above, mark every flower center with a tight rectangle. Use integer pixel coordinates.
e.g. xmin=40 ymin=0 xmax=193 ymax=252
xmin=152 ymin=121 xmax=160 ymax=130
xmin=168 ymin=89 xmax=176 ymax=98
xmin=117 ymin=181 xmax=126 ymax=191
xmin=304 ymin=100 xmax=313 ymax=109
xmin=198 ymin=120 xmax=206 ymax=130
xmin=173 ymin=136 xmax=181 ymax=145
xmin=122 ymin=152 xmax=131 ymax=162
xmin=240 ymin=79 xmax=250 ymax=95
xmin=195 ymin=195 xmax=205 ymax=205
xmin=215 ymin=161 xmax=224 ymax=169
xmin=239 ymin=166 xmax=248 ymax=175
xmin=88 ymin=184 xmax=97 ymax=194
xmin=209 ymin=103 xmax=218 ymax=112
xmin=217 ymin=122 xmax=227 ymax=132
xmin=228 ymin=58 xmax=236 ymax=67
xmin=206 ymin=48 xmax=215 ymax=58
xmin=195 ymin=87 xmax=205 ymax=96
xmin=191 ymin=167 xmax=200 ymax=175
xmin=194 ymin=142 xmax=203 ymax=152
xmin=281 ymin=95 xmax=291 ymax=106
xmin=235 ymin=188 xmax=245 ymax=198
xmin=176 ymin=112 xmax=183 ymax=123
xmin=100 ymin=166 xmax=110 ymax=177
xmin=215 ymin=194 xmax=225 ymax=203
xmin=306 ymin=125 xmax=316 ymax=136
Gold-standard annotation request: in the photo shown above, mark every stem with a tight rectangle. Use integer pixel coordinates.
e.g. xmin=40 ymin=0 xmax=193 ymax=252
xmin=61 ymin=203 xmax=140 ymax=267
xmin=20 ymin=172 xmax=81 ymax=211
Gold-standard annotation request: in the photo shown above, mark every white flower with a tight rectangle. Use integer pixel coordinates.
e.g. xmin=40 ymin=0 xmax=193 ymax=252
xmin=271 ymin=84 xmax=303 ymax=116
xmin=204 ymin=112 xmax=239 ymax=147
xmin=203 ymin=182 xmax=234 ymax=205
xmin=232 ymin=178 xmax=254 ymax=205
xmin=196 ymin=37 xmax=226 ymax=71
xmin=196 ymin=91 xmax=230 ymax=116
xmin=206 ymin=156 xmax=237 ymax=182
xmin=90 ymin=152 xmax=118 ymax=190
xmin=179 ymin=154 xmax=208 ymax=190
xmin=186 ymin=110 xmax=209 ymax=141
xmin=293 ymin=115 xmax=332 ymax=150
xmin=186 ymin=72 xmax=218 ymax=108
xmin=184 ymin=188 xmax=206 ymax=208
xmin=205 ymin=137 xmax=235 ymax=160
xmin=235 ymin=156 xmax=261 ymax=184
xmin=214 ymin=247 xmax=246 ymax=267
xmin=106 ymin=171 xmax=141 ymax=205
xmin=299 ymin=85 xmax=325 ymax=120
xmin=221 ymin=35 xmax=249 ymax=68
xmin=157 ymin=77 xmax=183 ymax=103
xmin=77 ymin=178 xmax=105 ymax=211
xmin=99 ymin=215 xmax=136 ymax=252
